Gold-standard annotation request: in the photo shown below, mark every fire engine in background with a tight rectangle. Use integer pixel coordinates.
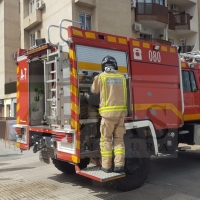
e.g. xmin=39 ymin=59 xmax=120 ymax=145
xmin=13 ymin=18 xmax=199 ymax=191
xmin=179 ymin=52 xmax=200 ymax=147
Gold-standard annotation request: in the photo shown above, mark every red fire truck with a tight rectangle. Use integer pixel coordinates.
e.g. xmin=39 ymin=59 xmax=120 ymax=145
xmin=178 ymin=53 xmax=200 ymax=147
xmin=14 ymin=19 xmax=187 ymax=191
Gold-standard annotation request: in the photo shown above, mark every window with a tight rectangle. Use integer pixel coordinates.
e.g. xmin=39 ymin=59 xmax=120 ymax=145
xmin=79 ymin=13 xmax=91 ymax=30
xmin=29 ymin=0 xmax=36 ymax=14
xmin=182 ymin=71 xmax=197 ymax=92
xmin=30 ymin=33 xmax=35 ymax=47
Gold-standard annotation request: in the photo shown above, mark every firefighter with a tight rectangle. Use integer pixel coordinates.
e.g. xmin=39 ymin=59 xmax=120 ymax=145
xmin=91 ymin=55 xmax=127 ymax=173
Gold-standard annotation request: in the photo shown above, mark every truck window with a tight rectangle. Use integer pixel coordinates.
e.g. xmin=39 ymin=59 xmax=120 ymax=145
xmin=182 ymin=70 xmax=197 ymax=92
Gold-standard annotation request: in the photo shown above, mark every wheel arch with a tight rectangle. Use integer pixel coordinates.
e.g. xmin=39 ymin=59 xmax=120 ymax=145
xmin=125 ymin=120 xmax=158 ymax=156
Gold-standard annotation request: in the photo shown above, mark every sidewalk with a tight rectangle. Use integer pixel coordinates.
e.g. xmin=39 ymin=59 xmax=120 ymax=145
xmin=0 ymin=139 xmax=36 ymax=162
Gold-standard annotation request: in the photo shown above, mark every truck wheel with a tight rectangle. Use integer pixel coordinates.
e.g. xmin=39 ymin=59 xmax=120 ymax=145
xmin=52 ymin=158 xmax=90 ymax=174
xmin=114 ymin=139 xmax=150 ymax=191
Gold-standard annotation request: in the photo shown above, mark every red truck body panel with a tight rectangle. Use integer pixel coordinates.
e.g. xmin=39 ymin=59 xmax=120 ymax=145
xmin=128 ymin=38 xmax=182 ymax=129
xmin=182 ymin=61 xmax=200 ymax=121
xmin=16 ymin=58 xmax=29 ymax=125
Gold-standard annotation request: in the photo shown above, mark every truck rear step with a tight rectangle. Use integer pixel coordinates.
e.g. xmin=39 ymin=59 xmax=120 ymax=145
xmin=75 ymin=166 xmax=125 ymax=182
xmin=178 ymin=146 xmax=191 ymax=151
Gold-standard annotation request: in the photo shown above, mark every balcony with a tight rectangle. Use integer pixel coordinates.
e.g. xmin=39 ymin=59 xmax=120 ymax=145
xmin=75 ymin=0 xmax=96 ymax=7
xmin=23 ymin=9 xmax=42 ymax=30
xmin=136 ymin=3 xmax=169 ymax=24
xmin=180 ymin=46 xmax=194 ymax=53
xmin=138 ymin=38 xmax=171 ymax=45
xmin=169 ymin=13 xmax=191 ymax=31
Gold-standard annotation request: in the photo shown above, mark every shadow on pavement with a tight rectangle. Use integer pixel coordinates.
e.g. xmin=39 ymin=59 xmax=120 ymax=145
xmin=0 ymin=178 xmax=12 ymax=181
xmin=0 ymin=167 xmax=36 ymax=172
xmin=0 ymin=163 xmax=10 ymax=166
xmin=48 ymin=173 xmax=121 ymax=200
xmin=0 ymin=154 xmax=22 ymax=157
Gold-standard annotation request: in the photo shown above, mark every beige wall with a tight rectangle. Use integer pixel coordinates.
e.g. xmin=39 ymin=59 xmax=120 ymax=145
xmin=0 ymin=0 xmax=20 ymax=100
xmin=20 ymin=0 xmax=200 ymax=52
xmin=21 ymin=0 xmax=73 ymax=48
xmin=4 ymin=0 xmax=20 ymax=84
xmin=198 ymin=0 xmax=200 ymax=49
xmin=20 ymin=0 xmax=135 ymax=47
xmin=94 ymin=0 xmax=132 ymax=37
xmin=0 ymin=1 xmax=5 ymax=99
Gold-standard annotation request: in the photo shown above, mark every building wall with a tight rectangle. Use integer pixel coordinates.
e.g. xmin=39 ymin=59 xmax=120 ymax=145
xmin=0 ymin=1 xmax=5 ymax=100
xmin=20 ymin=0 xmax=135 ymax=48
xmin=20 ymin=0 xmax=73 ymax=49
xmin=94 ymin=0 xmax=132 ymax=37
xmin=0 ymin=0 xmax=20 ymax=117
xmin=198 ymin=0 xmax=200 ymax=49
xmin=4 ymin=0 xmax=20 ymax=84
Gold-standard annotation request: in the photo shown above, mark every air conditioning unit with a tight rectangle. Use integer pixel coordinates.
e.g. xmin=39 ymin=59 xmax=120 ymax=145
xmin=131 ymin=0 xmax=136 ymax=8
xmin=180 ymin=38 xmax=186 ymax=46
xmin=132 ymin=23 xmax=142 ymax=32
xmin=171 ymin=4 xmax=179 ymax=12
xmin=13 ymin=52 xmax=17 ymax=59
xmin=36 ymin=0 xmax=45 ymax=10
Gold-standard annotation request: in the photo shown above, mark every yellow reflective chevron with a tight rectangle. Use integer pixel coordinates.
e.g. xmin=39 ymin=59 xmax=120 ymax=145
xmin=99 ymin=76 xmax=107 ymax=107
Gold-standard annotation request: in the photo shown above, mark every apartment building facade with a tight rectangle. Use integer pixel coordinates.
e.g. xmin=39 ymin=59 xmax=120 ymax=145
xmin=20 ymin=0 xmax=199 ymax=51
xmin=1 ymin=0 xmax=199 ymax=117
xmin=0 ymin=0 xmax=20 ymax=117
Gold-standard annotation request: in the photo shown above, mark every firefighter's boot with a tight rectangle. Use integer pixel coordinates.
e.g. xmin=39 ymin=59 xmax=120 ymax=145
xmin=101 ymin=167 xmax=112 ymax=173
xmin=114 ymin=166 xmax=124 ymax=173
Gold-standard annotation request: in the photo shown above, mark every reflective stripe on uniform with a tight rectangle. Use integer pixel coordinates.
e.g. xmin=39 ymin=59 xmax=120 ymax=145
xmin=122 ymin=77 xmax=127 ymax=106
xmin=99 ymin=105 xmax=127 ymax=114
xmin=99 ymin=73 xmax=127 ymax=108
xmin=101 ymin=151 xmax=113 ymax=157
xmin=114 ymin=148 xmax=125 ymax=155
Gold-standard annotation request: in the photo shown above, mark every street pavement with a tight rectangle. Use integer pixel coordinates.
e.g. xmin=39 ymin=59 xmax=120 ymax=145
xmin=1 ymin=140 xmax=200 ymax=199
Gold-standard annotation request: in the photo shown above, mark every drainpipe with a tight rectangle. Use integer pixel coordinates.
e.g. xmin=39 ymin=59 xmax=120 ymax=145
xmin=164 ymin=24 xmax=168 ymax=41
xmin=165 ymin=0 xmax=168 ymax=41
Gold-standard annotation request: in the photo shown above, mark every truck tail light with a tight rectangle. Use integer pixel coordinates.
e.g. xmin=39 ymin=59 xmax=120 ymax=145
xmin=56 ymin=133 xmax=73 ymax=143
xmin=15 ymin=127 xmax=24 ymax=136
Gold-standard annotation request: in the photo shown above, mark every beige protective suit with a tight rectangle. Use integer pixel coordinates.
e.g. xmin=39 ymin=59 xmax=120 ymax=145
xmin=91 ymin=71 xmax=127 ymax=169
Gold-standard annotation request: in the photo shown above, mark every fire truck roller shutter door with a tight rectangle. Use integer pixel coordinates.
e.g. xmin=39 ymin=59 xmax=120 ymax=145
xmin=76 ymin=45 xmax=128 ymax=74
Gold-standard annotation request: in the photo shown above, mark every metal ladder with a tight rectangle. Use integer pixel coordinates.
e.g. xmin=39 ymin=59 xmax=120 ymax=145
xmin=44 ymin=46 xmax=63 ymax=126
xmin=45 ymin=19 xmax=82 ymax=126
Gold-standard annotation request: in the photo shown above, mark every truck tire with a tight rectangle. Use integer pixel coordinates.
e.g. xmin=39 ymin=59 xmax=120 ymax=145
xmin=52 ymin=158 xmax=90 ymax=174
xmin=114 ymin=138 xmax=150 ymax=191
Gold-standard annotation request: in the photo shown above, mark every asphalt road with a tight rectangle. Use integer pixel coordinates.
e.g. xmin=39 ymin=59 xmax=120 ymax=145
xmin=1 ymin=141 xmax=200 ymax=200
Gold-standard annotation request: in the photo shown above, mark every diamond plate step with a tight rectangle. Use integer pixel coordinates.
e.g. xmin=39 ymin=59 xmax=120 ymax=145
xmin=75 ymin=166 xmax=125 ymax=182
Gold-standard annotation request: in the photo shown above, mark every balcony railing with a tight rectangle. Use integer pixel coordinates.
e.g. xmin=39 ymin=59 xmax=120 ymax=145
xmin=180 ymin=46 xmax=194 ymax=53
xmin=136 ymin=3 xmax=169 ymax=24
xmin=169 ymin=13 xmax=191 ymax=30
xmin=138 ymin=38 xmax=171 ymax=45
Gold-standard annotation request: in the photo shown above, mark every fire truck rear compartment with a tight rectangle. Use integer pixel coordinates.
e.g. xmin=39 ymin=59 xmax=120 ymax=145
xmin=29 ymin=60 xmax=45 ymax=126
